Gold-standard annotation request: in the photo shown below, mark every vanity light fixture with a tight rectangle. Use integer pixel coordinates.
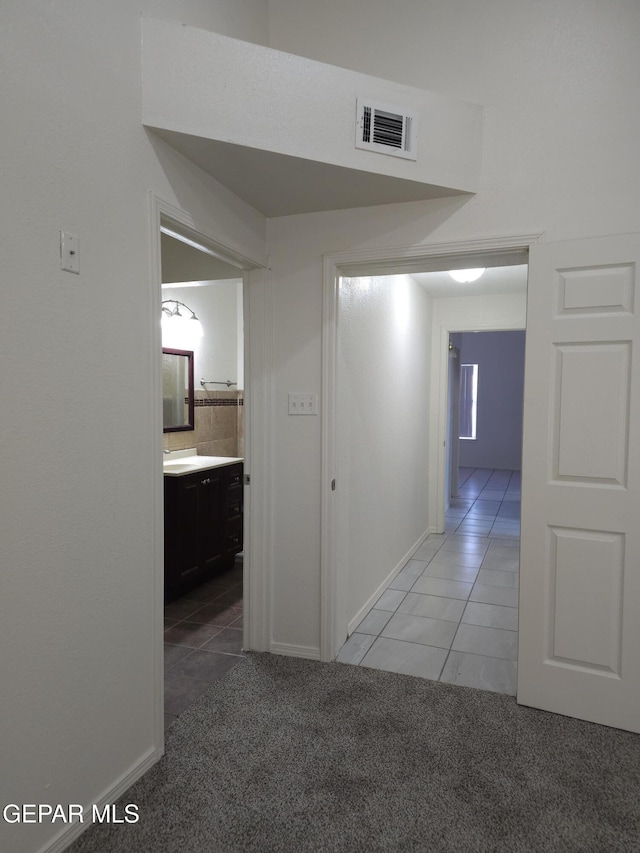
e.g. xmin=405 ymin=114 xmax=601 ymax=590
xmin=161 ymin=299 xmax=204 ymax=348
xmin=448 ymin=268 xmax=486 ymax=283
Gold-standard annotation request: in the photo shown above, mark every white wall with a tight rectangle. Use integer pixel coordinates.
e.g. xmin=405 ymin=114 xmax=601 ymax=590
xmin=458 ymin=331 xmax=526 ymax=471
xmin=264 ymin=0 xmax=640 ymax=656
xmin=338 ymin=276 xmax=432 ymax=633
xmin=4 ymin=3 xmax=640 ymax=849
xmin=268 ymin=0 xmax=640 ymax=241
xmin=162 ymin=282 xmax=244 ymax=390
xmin=0 ymin=3 xmax=267 ymax=852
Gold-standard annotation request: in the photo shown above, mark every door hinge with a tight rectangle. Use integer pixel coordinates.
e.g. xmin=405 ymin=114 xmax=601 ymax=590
xmin=331 ymin=479 xmax=336 ymax=491
xmin=244 ymin=474 xmax=251 ymax=485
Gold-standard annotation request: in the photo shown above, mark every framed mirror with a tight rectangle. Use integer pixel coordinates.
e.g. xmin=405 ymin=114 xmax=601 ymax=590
xmin=162 ymin=348 xmax=195 ymax=432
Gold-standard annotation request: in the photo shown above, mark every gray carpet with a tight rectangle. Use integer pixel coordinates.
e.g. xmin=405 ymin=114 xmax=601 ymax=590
xmin=69 ymin=653 xmax=640 ymax=852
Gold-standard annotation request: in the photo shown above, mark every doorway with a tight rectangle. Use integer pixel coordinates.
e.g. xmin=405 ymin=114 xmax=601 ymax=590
xmin=320 ymin=237 xmax=536 ymax=668
xmin=334 ymin=321 xmax=525 ymax=693
xmin=160 ymin=226 xmax=246 ymax=725
xmin=337 ymin=272 xmax=526 ymax=694
xmin=149 ymin=197 xmax=266 ymax=735
xmin=447 ymin=329 xmax=526 ymax=516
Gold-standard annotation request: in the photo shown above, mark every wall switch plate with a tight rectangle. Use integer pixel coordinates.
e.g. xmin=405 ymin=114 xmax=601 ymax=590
xmin=288 ymin=392 xmax=318 ymax=415
xmin=60 ymin=231 xmax=79 ymax=274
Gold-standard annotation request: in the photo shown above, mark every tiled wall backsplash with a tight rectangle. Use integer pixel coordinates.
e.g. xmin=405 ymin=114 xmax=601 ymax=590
xmin=163 ymin=389 xmax=244 ymax=458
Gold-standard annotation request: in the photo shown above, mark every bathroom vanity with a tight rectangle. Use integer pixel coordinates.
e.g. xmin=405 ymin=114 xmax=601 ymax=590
xmin=163 ymin=450 xmax=243 ymax=601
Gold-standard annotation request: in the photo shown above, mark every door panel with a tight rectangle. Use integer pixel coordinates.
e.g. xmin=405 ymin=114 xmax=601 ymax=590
xmin=554 ymin=342 xmax=630 ymax=483
xmin=518 ymin=233 xmax=640 ymax=732
xmin=550 ymin=527 xmax=624 ymax=672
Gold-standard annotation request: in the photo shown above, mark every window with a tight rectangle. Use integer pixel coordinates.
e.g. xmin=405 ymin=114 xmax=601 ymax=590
xmin=459 ymin=364 xmax=478 ymax=440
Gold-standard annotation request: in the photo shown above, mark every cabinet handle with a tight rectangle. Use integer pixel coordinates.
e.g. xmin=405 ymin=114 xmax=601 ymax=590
xmin=201 ymin=478 xmax=211 ymax=486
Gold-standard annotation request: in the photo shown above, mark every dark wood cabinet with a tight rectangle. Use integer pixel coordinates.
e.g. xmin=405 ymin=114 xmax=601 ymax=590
xmin=164 ymin=462 xmax=243 ymax=600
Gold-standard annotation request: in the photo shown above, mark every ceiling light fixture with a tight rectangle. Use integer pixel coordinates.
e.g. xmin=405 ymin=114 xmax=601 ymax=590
xmin=448 ymin=268 xmax=486 ymax=283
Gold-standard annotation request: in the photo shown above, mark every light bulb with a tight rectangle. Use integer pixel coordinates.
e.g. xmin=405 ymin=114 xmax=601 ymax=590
xmin=448 ymin=268 xmax=485 ymax=283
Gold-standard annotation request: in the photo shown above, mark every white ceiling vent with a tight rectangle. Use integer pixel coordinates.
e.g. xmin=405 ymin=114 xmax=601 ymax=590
xmin=355 ymin=97 xmax=418 ymax=161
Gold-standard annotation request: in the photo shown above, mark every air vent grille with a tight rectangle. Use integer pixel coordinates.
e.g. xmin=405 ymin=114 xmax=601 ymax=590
xmin=356 ymin=98 xmax=418 ymax=160
xmin=362 ymin=105 xmax=372 ymax=143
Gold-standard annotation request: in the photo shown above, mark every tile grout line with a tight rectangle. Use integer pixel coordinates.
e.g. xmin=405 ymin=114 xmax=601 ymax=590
xmin=339 ymin=467 xmax=520 ymax=693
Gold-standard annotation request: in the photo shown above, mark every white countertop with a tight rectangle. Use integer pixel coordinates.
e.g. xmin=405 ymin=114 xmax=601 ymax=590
xmin=163 ymin=448 xmax=243 ymax=477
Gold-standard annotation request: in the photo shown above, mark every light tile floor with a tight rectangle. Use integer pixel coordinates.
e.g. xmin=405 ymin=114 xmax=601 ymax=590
xmin=336 ymin=468 xmax=520 ymax=696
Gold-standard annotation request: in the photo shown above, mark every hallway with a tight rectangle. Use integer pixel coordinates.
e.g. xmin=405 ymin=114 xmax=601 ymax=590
xmin=336 ymin=468 xmax=520 ymax=695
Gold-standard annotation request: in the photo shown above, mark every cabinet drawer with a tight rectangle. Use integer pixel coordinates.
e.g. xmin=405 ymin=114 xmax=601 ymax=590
xmin=226 ymin=530 xmax=243 ymax=551
xmin=227 ymin=496 xmax=242 ymax=520
xmin=225 ymin=517 xmax=243 ymax=551
xmin=226 ymin=467 xmax=242 ymax=488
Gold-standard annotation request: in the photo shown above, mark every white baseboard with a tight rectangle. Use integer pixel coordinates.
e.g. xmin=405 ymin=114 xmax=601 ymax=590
xmin=269 ymin=642 xmax=321 ymax=660
xmin=39 ymin=746 xmax=161 ymax=853
xmin=347 ymin=529 xmax=431 ymax=636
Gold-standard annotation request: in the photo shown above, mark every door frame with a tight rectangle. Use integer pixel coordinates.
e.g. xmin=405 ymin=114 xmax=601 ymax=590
xmin=148 ymin=194 xmax=270 ymax=745
xmin=445 ymin=341 xmax=461 ymax=510
xmin=430 ymin=313 xmax=527 ymax=532
xmin=320 ymin=233 xmax=542 ymax=662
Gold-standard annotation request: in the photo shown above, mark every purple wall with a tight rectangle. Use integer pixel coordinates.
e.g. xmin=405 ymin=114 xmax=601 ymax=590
xmin=457 ymin=330 xmax=525 ymax=471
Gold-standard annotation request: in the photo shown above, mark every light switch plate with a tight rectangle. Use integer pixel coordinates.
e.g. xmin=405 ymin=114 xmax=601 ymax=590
xmin=288 ymin=392 xmax=318 ymax=415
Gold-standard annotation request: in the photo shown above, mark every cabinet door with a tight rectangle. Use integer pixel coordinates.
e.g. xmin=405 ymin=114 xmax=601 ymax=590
xmin=197 ymin=471 xmax=224 ymax=569
xmin=164 ymin=475 xmax=199 ymax=588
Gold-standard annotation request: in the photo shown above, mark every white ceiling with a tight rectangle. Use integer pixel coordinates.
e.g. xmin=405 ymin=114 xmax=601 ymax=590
xmin=411 ymin=264 xmax=528 ymax=298
xmin=150 ymin=128 xmax=468 ymax=218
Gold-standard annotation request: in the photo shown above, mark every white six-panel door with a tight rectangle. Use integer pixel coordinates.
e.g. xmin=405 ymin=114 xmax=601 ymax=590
xmin=518 ymin=233 xmax=640 ymax=733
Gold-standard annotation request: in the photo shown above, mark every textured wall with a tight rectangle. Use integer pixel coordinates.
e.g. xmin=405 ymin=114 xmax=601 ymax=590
xmin=264 ymin=0 xmax=640 ymax=655
xmin=0 ymin=3 xmax=267 ymax=852
xmin=338 ymin=275 xmax=432 ymax=630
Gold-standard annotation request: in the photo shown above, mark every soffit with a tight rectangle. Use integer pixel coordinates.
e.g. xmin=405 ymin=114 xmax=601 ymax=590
xmin=150 ymin=129 xmax=467 ymax=218
xmin=142 ymin=20 xmax=483 ymax=219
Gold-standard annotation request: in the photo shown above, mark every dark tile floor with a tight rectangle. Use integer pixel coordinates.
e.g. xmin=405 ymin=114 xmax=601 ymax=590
xmin=164 ymin=560 xmax=244 ymax=729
